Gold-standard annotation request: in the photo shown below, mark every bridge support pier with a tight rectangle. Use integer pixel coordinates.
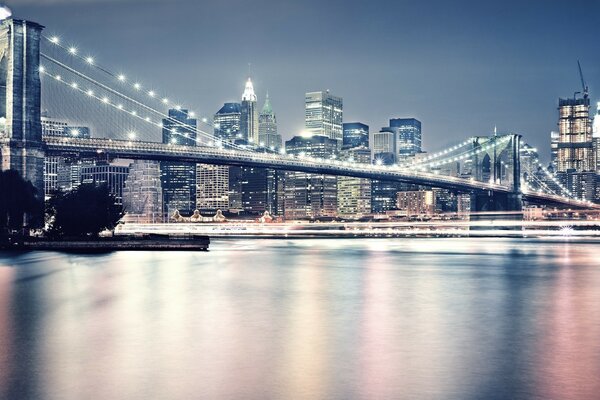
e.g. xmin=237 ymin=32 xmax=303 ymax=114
xmin=469 ymin=191 xmax=523 ymax=231
xmin=0 ymin=19 xmax=45 ymax=227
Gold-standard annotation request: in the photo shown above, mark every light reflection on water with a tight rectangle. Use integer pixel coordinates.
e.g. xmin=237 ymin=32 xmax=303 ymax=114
xmin=1 ymin=238 xmax=600 ymax=400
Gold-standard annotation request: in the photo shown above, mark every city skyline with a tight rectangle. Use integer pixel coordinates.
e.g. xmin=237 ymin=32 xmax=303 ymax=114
xmin=9 ymin=0 xmax=600 ymax=162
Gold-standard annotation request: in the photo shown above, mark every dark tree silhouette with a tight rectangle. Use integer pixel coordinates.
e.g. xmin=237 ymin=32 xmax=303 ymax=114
xmin=47 ymin=183 xmax=123 ymax=238
xmin=0 ymin=170 xmax=40 ymax=237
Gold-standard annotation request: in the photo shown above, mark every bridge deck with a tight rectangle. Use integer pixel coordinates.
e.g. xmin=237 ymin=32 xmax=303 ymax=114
xmin=43 ymin=136 xmax=599 ymax=210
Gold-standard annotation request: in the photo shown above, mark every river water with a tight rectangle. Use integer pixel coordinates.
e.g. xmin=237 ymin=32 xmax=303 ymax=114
xmin=1 ymin=238 xmax=599 ymax=400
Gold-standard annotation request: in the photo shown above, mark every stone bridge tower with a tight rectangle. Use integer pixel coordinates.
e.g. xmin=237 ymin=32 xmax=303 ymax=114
xmin=0 ymin=18 xmax=45 ymax=205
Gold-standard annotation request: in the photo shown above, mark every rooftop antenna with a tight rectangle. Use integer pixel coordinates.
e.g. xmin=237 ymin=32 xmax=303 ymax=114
xmin=577 ymin=60 xmax=588 ymax=99
xmin=247 ymin=62 xmax=252 ymax=78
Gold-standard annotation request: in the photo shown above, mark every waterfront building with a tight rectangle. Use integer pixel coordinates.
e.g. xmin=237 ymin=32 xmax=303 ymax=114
xmin=80 ymin=162 xmax=130 ymax=206
xmin=258 ymin=93 xmax=282 ymax=149
xmin=214 ymin=102 xmax=242 ymax=143
xmin=389 ymin=118 xmax=422 ymax=161
xmin=161 ymin=108 xmax=197 ymax=216
xmin=122 ymin=160 xmax=163 ymax=223
xmin=343 ymin=122 xmax=369 ymax=149
xmin=284 ymin=135 xmax=338 ymax=220
xmin=196 ymin=164 xmax=230 ymax=212
xmin=305 ymin=91 xmax=343 ymax=146
xmin=396 ymin=190 xmax=436 ymax=216
xmin=240 ymin=78 xmax=259 ymax=144
xmin=337 ymin=146 xmax=371 ymax=218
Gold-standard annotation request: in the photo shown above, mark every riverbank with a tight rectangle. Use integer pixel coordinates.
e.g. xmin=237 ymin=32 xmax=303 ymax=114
xmin=0 ymin=234 xmax=210 ymax=252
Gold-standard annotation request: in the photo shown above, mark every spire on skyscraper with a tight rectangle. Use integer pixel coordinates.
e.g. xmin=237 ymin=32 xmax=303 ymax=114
xmin=261 ymin=91 xmax=273 ymax=115
xmin=242 ymin=78 xmax=257 ymax=102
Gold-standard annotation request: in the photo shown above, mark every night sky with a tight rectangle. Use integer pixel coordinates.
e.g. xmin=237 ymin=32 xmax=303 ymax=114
xmin=7 ymin=0 xmax=600 ymax=161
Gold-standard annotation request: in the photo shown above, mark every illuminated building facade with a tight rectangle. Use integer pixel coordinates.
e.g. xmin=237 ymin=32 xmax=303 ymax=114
xmin=196 ymin=164 xmax=230 ymax=212
xmin=337 ymin=146 xmax=371 ymax=217
xmin=240 ymin=78 xmax=258 ymax=144
xmin=123 ymin=160 xmax=163 ymax=223
xmin=284 ymin=135 xmax=338 ymax=220
xmin=161 ymin=108 xmax=197 ymax=216
xmin=214 ymin=102 xmax=241 ymax=143
xmin=305 ymin=91 xmax=343 ymax=146
xmin=258 ymin=93 xmax=281 ymax=149
xmin=389 ymin=118 xmax=422 ymax=160
xmin=557 ymin=97 xmax=593 ymax=172
xmin=396 ymin=190 xmax=436 ymax=216
xmin=343 ymin=122 xmax=369 ymax=149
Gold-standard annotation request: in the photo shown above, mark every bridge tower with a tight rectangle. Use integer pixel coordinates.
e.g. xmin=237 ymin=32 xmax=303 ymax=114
xmin=0 ymin=19 xmax=45 ymax=207
xmin=471 ymin=134 xmax=523 ymax=213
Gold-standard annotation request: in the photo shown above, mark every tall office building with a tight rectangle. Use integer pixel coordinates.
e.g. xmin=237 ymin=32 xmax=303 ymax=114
xmin=161 ymin=108 xmax=197 ymax=217
xmin=550 ymin=131 xmax=560 ymax=171
xmin=214 ymin=102 xmax=241 ymax=143
xmin=337 ymin=146 xmax=371 ymax=217
xmin=389 ymin=118 xmax=422 ymax=160
xmin=557 ymin=97 xmax=593 ymax=172
xmin=196 ymin=164 xmax=230 ymax=212
xmin=122 ymin=160 xmax=163 ymax=223
xmin=593 ymin=102 xmax=600 ymax=172
xmin=555 ymin=94 xmax=595 ymax=201
xmin=258 ymin=93 xmax=282 ymax=149
xmin=373 ymin=128 xmax=396 ymax=159
xmin=240 ymin=78 xmax=258 ymax=144
xmin=343 ymin=122 xmax=369 ymax=149
xmin=284 ymin=135 xmax=338 ymax=220
xmin=305 ymin=91 xmax=343 ymax=146
xmin=80 ymin=162 xmax=130 ymax=206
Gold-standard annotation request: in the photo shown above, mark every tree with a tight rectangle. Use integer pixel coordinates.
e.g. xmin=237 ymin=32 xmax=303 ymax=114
xmin=46 ymin=183 xmax=123 ymax=238
xmin=0 ymin=170 xmax=40 ymax=237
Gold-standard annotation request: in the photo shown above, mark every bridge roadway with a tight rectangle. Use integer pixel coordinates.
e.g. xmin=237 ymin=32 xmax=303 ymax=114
xmin=43 ymin=136 xmax=599 ymax=210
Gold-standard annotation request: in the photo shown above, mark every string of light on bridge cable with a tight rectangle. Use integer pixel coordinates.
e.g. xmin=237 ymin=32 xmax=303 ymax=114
xmin=519 ymin=143 xmax=575 ymax=199
xmin=43 ymin=35 xmax=218 ymax=129
xmin=40 ymin=49 xmax=284 ymax=154
xmin=39 ymin=58 xmax=256 ymax=153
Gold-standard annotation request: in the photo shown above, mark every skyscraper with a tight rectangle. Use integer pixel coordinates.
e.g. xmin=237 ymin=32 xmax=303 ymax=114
xmin=80 ymin=162 xmax=130 ymax=207
xmin=337 ymin=146 xmax=371 ymax=217
xmin=550 ymin=131 xmax=560 ymax=171
xmin=389 ymin=118 xmax=422 ymax=160
xmin=240 ymin=78 xmax=258 ymax=144
xmin=284 ymin=135 xmax=338 ymax=220
xmin=196 ymin=164 xmax=230 ymax=212
xmin=343 ymin=122 xmax=369 ymax=149
xmin=214 ymin=102 xmax=241 ymax=143
xmin=305 ymin=91 xmax=343 ymax=146
xmin=593 ymin=102 xmax=600 ymax=173
xmin=258 ymin=93 xmax=282 ymax=149
xmin=557 ymin=97 xmax=593 ymax=172
xmin=373 ymin=128 xmax=396 ymax=159
xmin=161 ymin=108 xmax=197 ymax=217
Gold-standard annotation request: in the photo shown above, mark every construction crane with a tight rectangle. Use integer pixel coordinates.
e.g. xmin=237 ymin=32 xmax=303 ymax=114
xmin=577 ymin=60 xmax=589 ymax=99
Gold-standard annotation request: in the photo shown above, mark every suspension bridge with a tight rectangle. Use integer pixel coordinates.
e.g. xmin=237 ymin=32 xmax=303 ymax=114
xmin=0 ymin=18 xmax=598 ymax=213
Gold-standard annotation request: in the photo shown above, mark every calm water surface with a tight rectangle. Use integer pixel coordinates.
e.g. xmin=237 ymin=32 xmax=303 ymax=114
xmin=1 ymin=238 xmax=600 ymax=400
